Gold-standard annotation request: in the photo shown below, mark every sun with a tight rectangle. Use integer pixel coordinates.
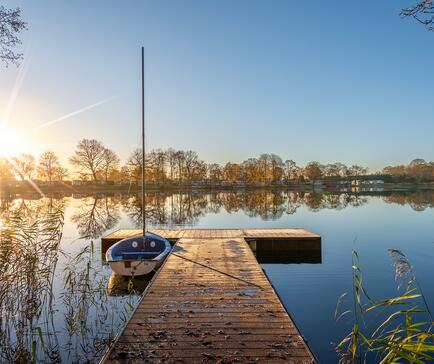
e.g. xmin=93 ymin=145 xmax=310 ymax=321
xmin=0 ymin=125 xmax=24 ymax=157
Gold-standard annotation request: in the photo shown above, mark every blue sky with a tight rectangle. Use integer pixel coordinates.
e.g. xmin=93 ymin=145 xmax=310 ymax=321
xmin=0 ymin=0 xmax=433 ymax=172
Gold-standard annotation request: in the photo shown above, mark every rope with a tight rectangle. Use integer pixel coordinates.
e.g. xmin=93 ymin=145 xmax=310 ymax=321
xmin=171 ymin=252 xmax=264 ymax=290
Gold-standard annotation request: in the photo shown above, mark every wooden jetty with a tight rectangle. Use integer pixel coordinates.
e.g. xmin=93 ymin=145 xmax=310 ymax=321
xmin=101 ymin=229 xmax=320 ymax=363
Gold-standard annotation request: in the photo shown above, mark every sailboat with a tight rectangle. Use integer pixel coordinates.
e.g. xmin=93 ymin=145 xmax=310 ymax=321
xmin=106 ymin=47 xmax=171 ymax=276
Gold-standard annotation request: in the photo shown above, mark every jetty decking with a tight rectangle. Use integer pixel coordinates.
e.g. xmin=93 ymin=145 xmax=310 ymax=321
xmin=102 ymin=229 xmax=319 ymax=363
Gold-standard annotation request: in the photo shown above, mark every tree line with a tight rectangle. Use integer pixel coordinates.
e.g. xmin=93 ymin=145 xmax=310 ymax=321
xmin=1 ymin=138 xmax=433 ymax=185
xmin=382 ymin=159 xmax=434 ymax=182
xmin=0 ymin=138 xmax=372 ymax=184
xmin=1 ymin=151 xmax=67 ymax=183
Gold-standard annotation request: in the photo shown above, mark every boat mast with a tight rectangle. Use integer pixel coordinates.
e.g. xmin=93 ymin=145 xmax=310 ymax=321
xmin=141 ymin=46 xmax=146 ymax=236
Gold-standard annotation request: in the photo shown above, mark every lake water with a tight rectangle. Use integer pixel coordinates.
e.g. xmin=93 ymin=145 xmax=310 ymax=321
xmin=1 ymin=190 xmax=433 ymax=363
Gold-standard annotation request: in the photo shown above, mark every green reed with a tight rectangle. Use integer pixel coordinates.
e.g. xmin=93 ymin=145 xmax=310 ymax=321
xmin=0 ymin=197 xmax=140 ymax=363
xmin=0 ymin=200 xmax=64 ymax=363
xmin=335 ymin=249 xmax=434 ymax=363
xmin=59 ymin=239 xmax=139 ymax=363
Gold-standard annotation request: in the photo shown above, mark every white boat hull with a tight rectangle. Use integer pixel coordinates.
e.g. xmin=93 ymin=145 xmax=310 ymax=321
xmin=107 ymin=259 xmax=161 ymax=276
xmin=105 ymin=232 xmax=171 ymax=277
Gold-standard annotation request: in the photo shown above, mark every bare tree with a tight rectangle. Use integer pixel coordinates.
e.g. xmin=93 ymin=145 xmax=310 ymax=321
xmin=207 ymin=163 xmax=223 ymax=181
xmin=0 ymin=6 xmax=27 ymax=66
xmin=38 ymin=151 xmax=63 ymax=182
xmin=223 ymin=162 xmax=242 ymax=182
xmin=118 ymin=165 xmax=131 ymax=182
xmin=148 ymin=149 xmax=166 ymax=182
xmin=194 ymin=160 xmax=207 ymax=181
xmin=54 ymin=166 xmax=68 ymax=181
xmin=402 ymin=1 xmax=434 ymax=30
xmin=0 ymin=157 xmax=14 ymax=181
xmin=174 ymin=150 xmax=186 ymax=182
xmin=126 ymin=148 xmax=143 ymax=182
xmin=11 ymin=153 xmax=35 ymax=180
xmin=348 ymin=165 xmax=368 ymax=178
xmin=334 ymin=162 xmax=348 ymax=177
xmin=270 ymin=154 xmax=284 ymax=182
xmin=283 ymin=160 xmax=297 ymax=182
xmin=184 ymin=150 xmax=201 ymax=181
xmin=69 ymin=139 xmax=106 ymax=181
xmin=241 ymin=158 xmax=260 ymax=182
xmin=303 ymin=161 xmax=323 ymax=180
xmin=258 ymin=154 xmax=271 ymax=183
xmin=165 ymin=148 xmax=177 ymax=181
xmin=410 ymin=158 xmax=427 ymax=166
xmin=323 ymin=163 xmax=340 ymax=178
xmin=101 ymin=148 xmax=120 ymax=182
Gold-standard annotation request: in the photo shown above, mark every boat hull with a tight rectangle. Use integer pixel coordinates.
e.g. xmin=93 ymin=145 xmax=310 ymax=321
xmin=105 ymin=232 xmax=171 ymax=277
xmin=107 ymin=259 xmax=160 ymax=276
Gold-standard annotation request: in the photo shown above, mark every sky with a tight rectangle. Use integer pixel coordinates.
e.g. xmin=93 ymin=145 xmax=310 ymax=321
xmin=0 ymin=0 xmax=433 ymax=172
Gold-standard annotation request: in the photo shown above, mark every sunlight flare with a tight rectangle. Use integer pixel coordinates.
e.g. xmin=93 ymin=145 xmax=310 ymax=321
xmin=1 ymin=53 xmax=31 ymax=128
xmin=0 ymin=125 xmax=24 ymax=157
xmin=23 ymin=96 xmax=117 ymax=136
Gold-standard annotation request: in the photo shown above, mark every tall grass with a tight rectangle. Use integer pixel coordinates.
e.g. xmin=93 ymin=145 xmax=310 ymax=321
xmin=335 ymin=249 xmax=434 ymax=363
xmin=0 ymin=197 xmax=140 ymax=363
xmin=61 ymin=242 xmax=139 ymax=363
xmin=0 ymin=199 xmax=64 ymax=363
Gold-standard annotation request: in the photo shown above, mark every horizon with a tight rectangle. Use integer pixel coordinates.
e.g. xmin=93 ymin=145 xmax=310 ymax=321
xmin=1 ymin=0 xmax=434 ymax=171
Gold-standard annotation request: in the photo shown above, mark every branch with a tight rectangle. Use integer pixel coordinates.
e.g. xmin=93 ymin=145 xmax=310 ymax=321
xmin=401 ymin=0 xmax=434 ymax=31
xmin=0 ymin=6 xmax=27 ymax=66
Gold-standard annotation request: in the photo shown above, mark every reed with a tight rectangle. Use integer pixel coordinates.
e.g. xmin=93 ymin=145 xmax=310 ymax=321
xmin=0 ymin=199 xmax=64 ymax=363
xmin=0 ymin=197 xmax=139 ymax=363
xmin=60 ymin=242 xmax=139 ymax=363
xmin=335 ymin=249 xmax=434 ymax=363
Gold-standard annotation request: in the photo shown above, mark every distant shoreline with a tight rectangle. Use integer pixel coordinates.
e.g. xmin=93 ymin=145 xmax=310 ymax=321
xmin=1 ymin=181 xmax=434 ymax=197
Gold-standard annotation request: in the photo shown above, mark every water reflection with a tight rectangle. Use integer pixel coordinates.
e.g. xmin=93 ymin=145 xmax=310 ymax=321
xmin=100 ymin=190 xmax=434 ymax=234
xmin=0 ymin=196 xmax=138 ymax=363
xmin=4 ymin=190 xmax=434 ymax=243
xmin=0 ymin=199 xmax=65 ymax=362
xmin=71 ymin=196 xmax=120 ymax=239
xmin=123 ymin=193 xmax=208 ymax=227
xmin=247 ymin=238 xmax=322 ymax=264
xmin=382 ymin=190 xmax=434 ymax=211
xmin=121 ymin=190 xmax=373 ymax=228
xmin=0 ymin=189 xmax=433 ymax=362
xmin=107 ymin=273 xmax=153 ymax=296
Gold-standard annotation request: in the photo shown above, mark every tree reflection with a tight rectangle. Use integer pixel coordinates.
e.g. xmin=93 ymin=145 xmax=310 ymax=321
xmin=117 ymin=191 xmax=373 ymax=224
xmin=71 ymin=196 xmax=120 ymax=238
xmin=244 ymin=191 xmax=285 ymax=220
xmin=1 ymin=191 xmax=402 ymax=236
xmin=207 ymin=192 xmax=224 ymax=214
xmin=0 ymin=196 xmax=137 ymax=363
xmin=283 ymin=191 xmax=302 ymax=215
xmin=383 ymin=190 xmax=434 ymax=211
xmin=0 ymin=189 xmax=433 ymax=363
xmin=122 ymin=192 xmax=208 ymax=227
xmin=117 ymin=191 xmax=374 ymax=225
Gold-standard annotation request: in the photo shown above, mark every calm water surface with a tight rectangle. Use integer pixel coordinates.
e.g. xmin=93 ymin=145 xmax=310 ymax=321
xmin=1 ymin=190 xmax=433 ymax=363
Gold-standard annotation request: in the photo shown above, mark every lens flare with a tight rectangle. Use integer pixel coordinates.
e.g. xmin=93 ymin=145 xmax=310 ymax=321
xmin=0 ymin=125 xmax=23 ymax=157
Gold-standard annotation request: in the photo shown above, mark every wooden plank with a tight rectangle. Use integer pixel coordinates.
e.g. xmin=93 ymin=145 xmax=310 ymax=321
xmin=243 ymin=228 xmax=320 ymax=239
xmin=103 ymin=228 xmax=185 ymax=242
xmin=102 ymin=236 xmax=316 ymax=363
xmin=102 ymin=228 xmax=321 ymax=243
xmin=177 ymin=228 xmax=245 ymax=239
